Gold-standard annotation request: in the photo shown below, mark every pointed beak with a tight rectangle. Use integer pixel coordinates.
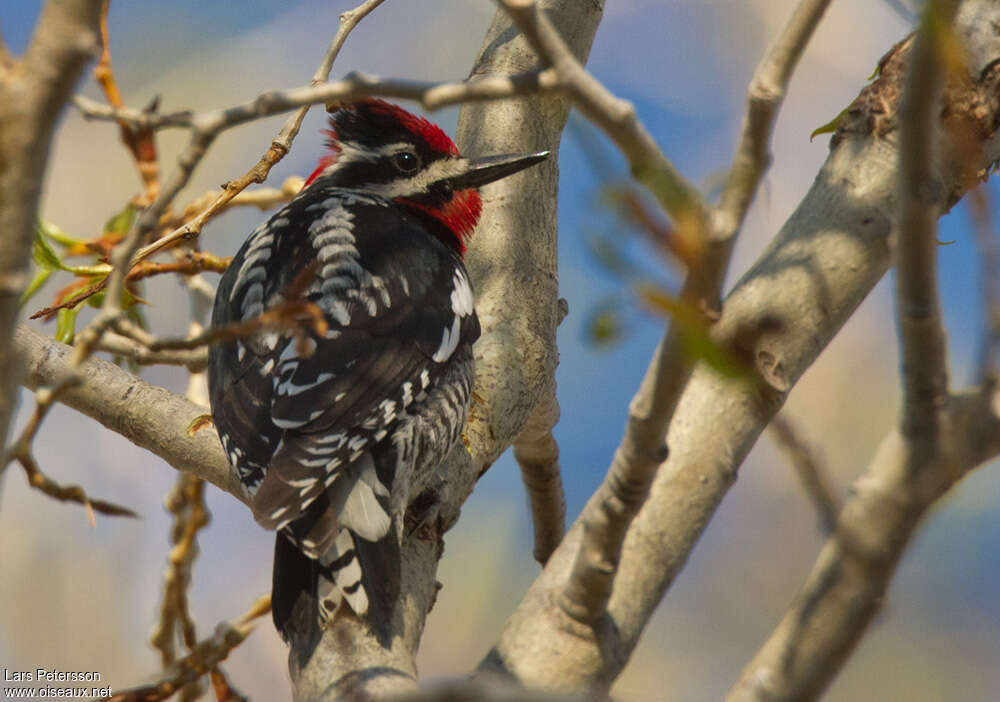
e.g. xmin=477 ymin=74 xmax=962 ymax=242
xmin=448 ymin=151 xmax=550 ymax=190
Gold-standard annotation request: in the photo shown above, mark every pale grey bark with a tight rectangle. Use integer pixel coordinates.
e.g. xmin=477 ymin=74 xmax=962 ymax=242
xmin=14 ymin=324 xmax=245 ymax=502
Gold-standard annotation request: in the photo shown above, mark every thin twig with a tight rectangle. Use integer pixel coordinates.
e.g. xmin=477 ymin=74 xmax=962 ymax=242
xmin=151 ymin=275 xmax=214 ymax=669
xmin=93 ymin=0 xmax=159 ymax=205
xmin=126 ymin=252 xmax=231 ymax=282
xmin=104 ymin=596 xmax=270 ymax=702
xmin=72 ymin=69 xmax=559 ymax=133
xmin=94 ymin=333 xmax=208 ymax=371
xmin=16 ymin=452 xmax=137 ymax=521
xmin=151 ymin=474 xmax=210 ymax=666
xmin=769 ymin=414 xmax=840 ymax=533
xmin=149 ymin=297 xmax=325 ymax=353
xmin=208 ymin=668 xmax=249 ymax=702
xmin=14 ymin=324 xmax=246 ymax=505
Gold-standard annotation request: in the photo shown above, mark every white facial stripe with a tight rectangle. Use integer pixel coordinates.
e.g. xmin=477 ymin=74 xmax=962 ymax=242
xmin=359 ymin=158 xmax=468 ymax=200
xmin=316 ymin=143 xmax=378 ymax=179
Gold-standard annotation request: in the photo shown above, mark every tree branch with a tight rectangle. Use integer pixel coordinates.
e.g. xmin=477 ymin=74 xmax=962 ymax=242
xmin=726 ymin=387 xmax=1000 ymax=701
xmin=13 ymin=324 xmax=245 ymax=504
xmin=895 ymin=0 xmax=958 ymax=438
xmin=513 ymin=389 xmax=566 ymax=565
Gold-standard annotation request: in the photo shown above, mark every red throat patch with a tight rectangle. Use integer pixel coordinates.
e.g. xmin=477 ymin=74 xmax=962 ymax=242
xmin=396 ymin=189 xmax=482 ymax=255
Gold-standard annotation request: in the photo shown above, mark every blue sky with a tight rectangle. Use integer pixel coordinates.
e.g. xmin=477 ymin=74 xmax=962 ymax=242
xmin=2 ymin=2 xmax=998 ymax=700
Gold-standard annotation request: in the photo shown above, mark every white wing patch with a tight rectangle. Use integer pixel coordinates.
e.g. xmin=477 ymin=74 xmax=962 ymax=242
xmin=450 ymin=271 xmax=474 ymax=318
xmin=433 ymin=316 xmax=462 ymax=362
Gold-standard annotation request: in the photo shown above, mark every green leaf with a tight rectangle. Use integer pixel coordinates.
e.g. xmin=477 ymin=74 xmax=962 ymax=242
xmin=64 ymin=262 xmax=112 ymax=277
xmin=55 ymin=307 xmax=79 ymax=344
xmin=584 ymin=297 xmax=627 ymax=348
xmin=104 ymin=204 xmax=136 ymax=236
xmin=32 ymin=226 xmax=67 ymax=271
xmin=20 ymin=269 xmax=52 ymax=305
xmin=637 ymin=284 xmax=748 ymax=379
xmin=38 ymin=219 xmax=84 ymax=248
xmin=810 ymin=106 xmax=850 ymax=142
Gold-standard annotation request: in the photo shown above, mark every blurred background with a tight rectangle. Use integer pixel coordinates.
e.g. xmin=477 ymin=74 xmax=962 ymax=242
xmin=1 ymin=1 xmax=998 ymax=700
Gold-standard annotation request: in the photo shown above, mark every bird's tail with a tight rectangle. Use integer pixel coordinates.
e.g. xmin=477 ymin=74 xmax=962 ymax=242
xmin=272 ymin=527 xmax=400 ymax=666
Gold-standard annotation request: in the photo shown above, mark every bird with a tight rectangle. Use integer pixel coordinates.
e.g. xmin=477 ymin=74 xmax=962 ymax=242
xmin=207 ymin=98 xmax=547 ymax=661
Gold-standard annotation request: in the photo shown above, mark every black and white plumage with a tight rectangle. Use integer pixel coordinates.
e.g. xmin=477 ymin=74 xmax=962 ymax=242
xmin=207 ymin=99 xmax=547 ymax=659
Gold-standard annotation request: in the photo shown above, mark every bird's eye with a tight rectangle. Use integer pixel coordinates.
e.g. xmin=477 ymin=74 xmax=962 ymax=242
xmin=393 ymin=151 xmax=420 ymax=174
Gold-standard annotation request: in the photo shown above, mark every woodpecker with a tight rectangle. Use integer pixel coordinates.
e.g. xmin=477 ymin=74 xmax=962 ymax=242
xmin=207 ymin=99 xmax=547 ymax=659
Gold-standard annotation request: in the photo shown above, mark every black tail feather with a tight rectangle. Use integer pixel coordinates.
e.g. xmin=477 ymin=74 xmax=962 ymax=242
xmin=272 ymin=531 xmax=322 ymax=668
xmin=352 ymin=531 xmax=401 ymax=647
xmin=272 ymin=529 xmax=402 ymax=665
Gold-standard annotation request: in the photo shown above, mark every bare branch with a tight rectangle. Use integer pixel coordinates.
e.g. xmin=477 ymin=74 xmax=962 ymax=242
xmin=151 ymin=473 xmax=210 ymax=666
xmin=895 ymin=0 xmax=958 ymax=437
xmin=93 ymin=0 xmax=160 ymax=205
xmin=269 ymin=0 xmax=386 ymax=157
xmin=208 ymin=668 xmax=249 ymax=702
xmin=513 ymin=391 xmax=566 ymax=565
xmin=727 ymin=7 xmax=977 ymax=698
xmin=151 ymin=276 xmax=215 ymax=672
xmin=769 ymin=413 xmax=840 ymax=533
xmin=73 ymin=70 xmax=560 ymax=134
xmin=14 ymin=324 xmax=245 ymax=505
xmin=710 ymin=0 xmax=834 ymax=307
xmin=73 ymin=94 xmax=194 ymax=129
